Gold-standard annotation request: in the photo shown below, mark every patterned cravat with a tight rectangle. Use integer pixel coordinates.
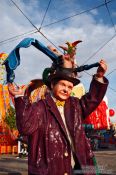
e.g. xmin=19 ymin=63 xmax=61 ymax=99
xmin=55 ymin=100 xmax=65 ymax=107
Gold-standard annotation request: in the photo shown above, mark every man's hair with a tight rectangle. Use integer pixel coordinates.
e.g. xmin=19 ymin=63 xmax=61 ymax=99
xmin=50 ymin=78 xmax=61 ymax=89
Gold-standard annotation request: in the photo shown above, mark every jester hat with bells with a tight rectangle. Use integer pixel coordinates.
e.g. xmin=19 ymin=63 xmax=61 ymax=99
xmin=59 ymin=40 xmax=82 ymax=68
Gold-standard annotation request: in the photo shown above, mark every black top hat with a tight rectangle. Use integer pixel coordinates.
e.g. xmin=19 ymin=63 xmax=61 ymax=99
xmin=43 ymin=67 xmax=80 ymax=89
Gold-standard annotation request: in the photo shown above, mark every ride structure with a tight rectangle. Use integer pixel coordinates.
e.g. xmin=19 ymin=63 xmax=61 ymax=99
xmin=0 ymin=53 xmax=18 ymax=154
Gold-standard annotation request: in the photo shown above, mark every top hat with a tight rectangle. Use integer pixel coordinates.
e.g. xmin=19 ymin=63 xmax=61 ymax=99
xmin=44 ymin=67 xmax=80 ymax=89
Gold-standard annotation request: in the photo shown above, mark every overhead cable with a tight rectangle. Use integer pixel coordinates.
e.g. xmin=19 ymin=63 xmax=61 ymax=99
xmin=83 ymin=33 xmax=116 ymax=64
xmin=10 ymin=0 xmax=62 ymax=53
xmin=39 ymin=0 xmax=52 ymax=30
xmin=10 ymin=0 xmax=40 ymax=32
xmin=107 ymin=69 xmax=116 ymax=76
xmin=42 ymin=0 xmax=114 ymax=28
xmin=1 ymin=0 xmax=114 ymax=46
xmin=84 ymin=69 xmax=116 ymax=94
xmin=0 ymin=30 xmax=37 ymax=46
xmin=104 ymin=0 xmax=116 ymax=33
xmin=108 ymin=86 xmax=116 ymax=93
xmin=38 ymin=30 xmax=63 ymax=53
xmin=2 ymin=0 xmax=116 ymax=94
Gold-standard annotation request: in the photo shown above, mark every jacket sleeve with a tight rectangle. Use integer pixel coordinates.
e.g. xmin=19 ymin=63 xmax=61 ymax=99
xmin=14 ymin=97 xmax=44 ymax=135
xmin=80 ymin=76 xmax=109 ymax=119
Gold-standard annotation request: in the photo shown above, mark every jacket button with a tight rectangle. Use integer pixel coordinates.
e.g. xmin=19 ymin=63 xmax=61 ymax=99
xmin=64 ymin=152 xmax=68 ymax=157
xmin=64 ymin=173 xmax=68 ymax=175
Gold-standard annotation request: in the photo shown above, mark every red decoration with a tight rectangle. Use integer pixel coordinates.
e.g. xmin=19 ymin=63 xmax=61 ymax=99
xmin=109 ymin=109 xmax=115 ymax=117
xmin=83 ymin=100 xmax=110 ymax=129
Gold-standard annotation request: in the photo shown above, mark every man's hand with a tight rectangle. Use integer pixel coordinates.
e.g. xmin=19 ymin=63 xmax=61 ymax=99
xmin=8 ymin=83 xmax=24 ymax=97
xmin=96 ymin=59 xmax=107 ymax=78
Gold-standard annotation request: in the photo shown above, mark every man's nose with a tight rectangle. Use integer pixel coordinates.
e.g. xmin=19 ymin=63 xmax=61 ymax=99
xmin=63 ymin=89 xmax=67 ymax=93
xmin=63 ymin=88 xmax=68 ymax=93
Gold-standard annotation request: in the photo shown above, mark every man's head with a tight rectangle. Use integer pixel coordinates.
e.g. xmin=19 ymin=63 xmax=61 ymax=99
xmin=46 ymin=69 xmax=80 ymax=100
xmin=51 ymin=79 xmax=74 ymax=101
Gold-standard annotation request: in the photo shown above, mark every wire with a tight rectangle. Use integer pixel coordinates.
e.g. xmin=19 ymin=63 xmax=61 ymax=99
xmin=3 ymin=0 xmax=116 ymax=67
xmin=81 ymin=70 xmax=116 ymax=94
xmin=0 ymin=0 xmax=114 ymax=46
xmin=11 ymin=0 xmax=116 ymax=96
xmin=107 ymin=69 xmax=116 ymax=76
xmin=83 ymin=33 xmax=116 ymax=64
xmin=38 ymin=30 xmax=63 ymax=53
xmin=83 ymin=70 xmax=116 ymax=94
xmin=39 ymin=0 xmax=52 ymax=30
xmin=10 ymin=0 xmax=40 ymax=32
xmin=42 ymin=0 xmax=114 ymax=28
xmin=2 ymin=0 xmax=116 ymax=96
xmin=108 ymin=86 xmax=116 ymax=93
xmin=104 ymin=0 xmax=116 ymax=33
xmin=0 ymin=30 xmax=37 ymax=46
xmin=10 ymin=0 xmax=63 ymax=53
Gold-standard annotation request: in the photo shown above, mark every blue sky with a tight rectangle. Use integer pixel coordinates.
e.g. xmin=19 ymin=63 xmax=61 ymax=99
xmin=0 ymin=0 xmax=116 ymax=122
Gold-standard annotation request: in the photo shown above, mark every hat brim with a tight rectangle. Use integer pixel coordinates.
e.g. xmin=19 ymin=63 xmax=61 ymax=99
xmin=46 ymin=72 xmax=80 ymax=88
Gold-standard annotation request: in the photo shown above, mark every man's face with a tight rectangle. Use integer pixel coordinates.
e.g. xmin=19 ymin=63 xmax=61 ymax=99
xmin=51 ymin=80 xmax=74 ymax=101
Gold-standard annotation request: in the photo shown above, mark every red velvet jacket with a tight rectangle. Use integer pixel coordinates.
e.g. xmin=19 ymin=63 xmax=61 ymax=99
xmin=15 ymin=77 xmax=108 ymax=175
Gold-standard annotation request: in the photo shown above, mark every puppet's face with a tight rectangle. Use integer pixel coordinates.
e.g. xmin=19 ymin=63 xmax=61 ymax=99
xmin=68 ymin=47 xmax=77 ymax=58
xmin=51 ymin=80 xmax=73 ymax=101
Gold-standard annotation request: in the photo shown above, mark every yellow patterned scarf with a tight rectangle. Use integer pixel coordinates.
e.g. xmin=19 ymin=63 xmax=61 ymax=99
xmin=55 ymin=100 xmax=65 ymax=107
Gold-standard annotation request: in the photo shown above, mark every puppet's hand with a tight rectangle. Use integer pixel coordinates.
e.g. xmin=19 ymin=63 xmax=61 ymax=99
xmin=47 ymin=45 xmax=61 ymax=56
xmin=96 ymin=59 xmax=107 ymax=78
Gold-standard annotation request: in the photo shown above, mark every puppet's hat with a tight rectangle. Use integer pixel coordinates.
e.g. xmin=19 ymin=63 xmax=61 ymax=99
xmin=66 ymin=40 xmax=82 ymax=47
xmin=59 ymin=40 xmax=82 ymax=54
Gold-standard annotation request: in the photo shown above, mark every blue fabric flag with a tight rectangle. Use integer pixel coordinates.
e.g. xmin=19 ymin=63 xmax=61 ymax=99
xmin=3 ymin=38 xmax=60 ymax=83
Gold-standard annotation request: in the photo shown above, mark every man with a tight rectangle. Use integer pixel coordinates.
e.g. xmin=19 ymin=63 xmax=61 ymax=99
xmin=8 ymin=59 xmax=108 ymax=175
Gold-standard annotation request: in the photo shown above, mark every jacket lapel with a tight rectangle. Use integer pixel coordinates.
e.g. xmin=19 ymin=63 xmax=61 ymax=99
xmin=45 ymin=94 xmax=70 ymax=143
xmin=64 ymin=98 xmax=75 ymax=139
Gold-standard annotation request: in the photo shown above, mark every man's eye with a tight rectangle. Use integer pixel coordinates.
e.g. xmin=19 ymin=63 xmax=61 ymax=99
xmin=68 ymin=86 xmax=73 ymax=90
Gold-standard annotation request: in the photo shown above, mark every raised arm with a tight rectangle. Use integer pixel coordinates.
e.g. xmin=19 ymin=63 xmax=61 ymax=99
xmin=8 ymin=83 xmax=44 ymax=135
xmin=80 ymin=59 xmax=109 ymax=118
